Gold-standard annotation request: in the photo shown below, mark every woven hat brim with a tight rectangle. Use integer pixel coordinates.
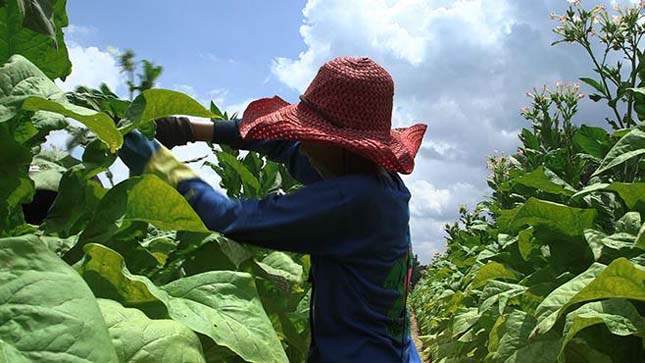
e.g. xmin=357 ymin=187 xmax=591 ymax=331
xmin=239 ymin=96 xmax=427 ymax=174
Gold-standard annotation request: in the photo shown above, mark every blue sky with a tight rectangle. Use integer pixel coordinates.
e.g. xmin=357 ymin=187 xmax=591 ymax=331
xmin=57 ymin=0 xmax=641 ymax=263
xmin=65 ymin=0 xmax=307 ymax=106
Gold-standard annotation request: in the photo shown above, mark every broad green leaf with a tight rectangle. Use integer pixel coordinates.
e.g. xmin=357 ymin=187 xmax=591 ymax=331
xmin=68 ymin=175 xmax=207 ymax=263
xmin=256 ymin=251 xmax=303 ymax=284
xmin=468 ymin=261 xmax=518 ymax=289
xmin=592 ymin=129 xmax=645 ymax=176
xmin=0 ymin=235 xmax=118 ymax=363
xmin=175 ymin=232 xmax=254 ymax=274
xmin=164 ymin=272 xmax=288 ymax=363
xmin=109 ymin=176 xmax=207 ymax=232
xmin=28 ymin=152 xmax=66 ymax=191
xmin=80 ymin=244 xmax=288 ymax=363
xmin=450 ymin=307 xmax=481 ymax=339
xmin=606 ymin=183 xmax=645 ymax=215
xmin=0 ymin=54 xmax=63 ymax=122
xmin=97 ymin=299 xmax=206 ymax=363
xmin=22 ymin=96 xmax=123 ymax=152
xmin=494 ymin=311 xmax=561 ymax=363
xmin=508 ymin=197 xmax=596 ymax=238
xmin=0 ymin=339 xmax=30 ymax=363
xmin=570 ymin=182 xmax=610 ymax=201
xmin=0 ymin=0 xmax=71 ymax=80
xmin=534 ymin=258 xmax=645 ymax=336
xmin=42 ymin=168 xmax=106 ymax=236
xmin=615 ymin=212 xmax=641 ymax=235
xmin=479 ymin=281 xmax=527 ymax=314
xmin=573 ymin=125 xmax=612 ymax=159
xmin=80 ymin=243 xmax=160 ymax=305
xmin=0 ymin=123 xmax=33 ymax=235
xmin=122 ymin=89 xmax=219 ymax=133
xmin=636 ymin=223 xmax=645 ymax=249
xmin=559 ymin=299 xmax=645 ymax=358
xmin=518 ymin=227 xmax=536 ymax=261
xmin=512 ymin=167 xmax=575 ymax=196
xmin=14 ymin=0 xmax=56 ymax=39
xmin=0 ymin=55 xmax=121 ymax=151
xmin=562 ymin=338 xmax=612 ymax=363
xmin=571 ymin=182 xmax=645 ymax=214
xmin=533 ymin=263 xmax=606 ymax=337
xmin=217 ymin=152 xmax=261 ymax=196
xmin=584 ymin=229 xmax=606 ymax=261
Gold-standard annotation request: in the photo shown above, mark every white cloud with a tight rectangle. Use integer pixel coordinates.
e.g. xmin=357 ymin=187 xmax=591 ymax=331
xmin=56 ymin=42 xmax=125 ymax=94
xmin=270 ymin=0 xmax=620 ymax=263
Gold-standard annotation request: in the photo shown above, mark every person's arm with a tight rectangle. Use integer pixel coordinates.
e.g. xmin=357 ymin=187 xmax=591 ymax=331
xmin=210 ymin=119 xmax=321 ymax=185
xmin=176 ymin=177 xmax=358 ymax=256
xmin=156 ymin=117 xmax=321 ymax=185
xmin=119 ymin=131 xmax=359 ymax=256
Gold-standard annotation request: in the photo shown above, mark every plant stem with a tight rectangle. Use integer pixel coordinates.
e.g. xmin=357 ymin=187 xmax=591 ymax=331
xmin=583 ymin=41 xmax=624 ymax=128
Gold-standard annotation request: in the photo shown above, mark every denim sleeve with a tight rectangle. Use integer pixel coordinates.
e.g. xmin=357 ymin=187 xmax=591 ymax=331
xmin=213 ymin=119 xmax=321 ymax=185
xmin=177 ymin=177 xmax=355 ymax=256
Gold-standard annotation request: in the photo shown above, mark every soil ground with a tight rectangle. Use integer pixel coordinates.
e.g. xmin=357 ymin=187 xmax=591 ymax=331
xmin=410 ymin=310 xmax=430 ymax=363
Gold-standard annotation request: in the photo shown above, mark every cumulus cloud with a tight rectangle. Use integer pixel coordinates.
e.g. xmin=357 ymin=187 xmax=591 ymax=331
xmin=56 ymin=41 xmax=125 ymax=94
xmin=270 ymin=0 xmax=632 ymax=263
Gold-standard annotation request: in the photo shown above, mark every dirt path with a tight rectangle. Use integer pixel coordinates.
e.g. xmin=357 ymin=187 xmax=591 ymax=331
xmin=410 ymin=310 xmax=430 ymax=363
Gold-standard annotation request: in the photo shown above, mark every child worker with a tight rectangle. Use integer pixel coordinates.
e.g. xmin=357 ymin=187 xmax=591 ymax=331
xmin=119 ymin=56 xmax=427 ymax=363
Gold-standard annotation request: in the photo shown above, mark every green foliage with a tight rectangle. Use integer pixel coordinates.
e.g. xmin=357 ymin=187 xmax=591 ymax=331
xmin=412 ymin=3 xmax=645 ymax=363
xmin=0 ymin=0 xmax=71 ymax=80
xmin=0 ymin=2 xmax=308 ymax=360
xmin=0 ymin=235 xmax=119 ymax=362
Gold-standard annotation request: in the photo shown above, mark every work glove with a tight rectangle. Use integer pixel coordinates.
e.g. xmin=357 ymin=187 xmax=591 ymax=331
xmin=119 ymin=130 xmax=197 ymax=187
xmin=154 ymin=116 xmax=194 ymax=149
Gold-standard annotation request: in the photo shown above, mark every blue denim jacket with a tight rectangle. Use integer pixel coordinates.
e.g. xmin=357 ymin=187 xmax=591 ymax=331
xmin=177 ymin=120 xmax=422 ymax=363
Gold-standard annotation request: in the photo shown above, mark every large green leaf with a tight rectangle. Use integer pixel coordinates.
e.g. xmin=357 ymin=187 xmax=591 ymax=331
xmin=14 ymin=0 xmax=56 ymax=39
xmin=508 ymin=197 xmax=596 ymax=238
xmin=512 ymin=167 xmax=575 ymax=196
xmin=571 ymin=182 xmax=645 ymax=215
xmin=479 ymin=281 xmax=527 ymax=314
xmin=97 ymin=299 xmax=206 ymax=363
xmin=0 ymin=54 xmax=62 ymax=122
xmin=0 ymin=0 xmax=71 ymax=80
xmin=22 ymin=96 xmax=123 ymax=152
xmin=533 ymin=258 xmax=645 ymax=336
xmin=0 ymin=122 xmax=33 ymax=235
xmin=67 ymin=175 xmax=207 ymax=262
xmin=0 ymin=235 xmax=118 ymax=362
xmin=216 ymin=152 xmax=260 ymax=196
xmin=573 ymin=125 xmax=612 ymax=159
xmin=121 ymin=89 xmax=219 ymax=133
xmin=80 ymin=244 xmax=288 ymax=363
xmin=493 ymin=311 xmax=561 ymax=363
xmin=80 ymin=174 xmax=206 ymax=240
xmin=467 ymin=261 xmax=518 ymax=289
xmin=174 ymin=232 xmax=254 ymax=275
xmin=559 ymin=299 xmax=645 ymax=358
xmin=592 ymin=129 xmax=645 ymax=176
xmin=0 ymin=55 xmax=122 ymax=151
xmin=256 ymin=251 xmax=304 ymax=285
xmin=532 ymin=263 xmax=606 ymax=337
xmin=42 ymin=168 xmax=106 ymax=236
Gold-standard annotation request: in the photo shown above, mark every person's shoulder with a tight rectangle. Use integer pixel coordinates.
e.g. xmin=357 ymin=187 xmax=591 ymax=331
xmin=333 ymin=170 xmax=411 ymax=202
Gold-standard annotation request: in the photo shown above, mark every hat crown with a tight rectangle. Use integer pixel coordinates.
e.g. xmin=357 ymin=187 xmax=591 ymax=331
xmin=302 ymin=57 xmax=394 ymax=133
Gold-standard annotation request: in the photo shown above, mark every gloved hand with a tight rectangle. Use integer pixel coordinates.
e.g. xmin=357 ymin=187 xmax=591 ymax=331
xmin=119 ymin=130 xmax=197 ymax=186
xmin=155 ymin=116 xmax=194 ymax=149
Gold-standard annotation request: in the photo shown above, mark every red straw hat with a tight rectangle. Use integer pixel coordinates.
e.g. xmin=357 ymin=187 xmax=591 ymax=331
xmin=239 ymin=56 xmax=427 ymax=174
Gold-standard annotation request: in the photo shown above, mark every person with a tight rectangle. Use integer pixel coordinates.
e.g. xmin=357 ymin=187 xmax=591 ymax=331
xmin=119 ymin=56 xmax=427 ymax=363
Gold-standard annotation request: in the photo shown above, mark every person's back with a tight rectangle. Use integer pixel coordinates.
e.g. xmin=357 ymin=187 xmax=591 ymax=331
xmin=306 ymin=171 xmax=419 ymax=362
